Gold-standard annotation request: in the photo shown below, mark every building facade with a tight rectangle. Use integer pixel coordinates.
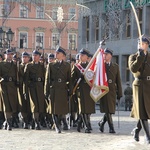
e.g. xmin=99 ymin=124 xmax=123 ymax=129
xmin=78 ymin=0 xmax=150 ymax=87
xmin=0 ymin=0 xmax=78 ymax=59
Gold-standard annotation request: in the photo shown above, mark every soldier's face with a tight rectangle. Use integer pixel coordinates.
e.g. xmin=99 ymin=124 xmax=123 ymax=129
xmin=32 ymin=54 xmax=40 ymax=62
xmin=22 ymin=56 xmax=30 ymax=64
xmin=79 ymin=54 xmax=88 ymax=62
xmin=55 ymin=52 xmax=63 ymax=60
xmin=6 ymin=53 xmax=13 ymax=61
xmin=103 ymin=53 xmax=112 ymax=62
xmin=140 ymin=42 xmax=149 ymax=50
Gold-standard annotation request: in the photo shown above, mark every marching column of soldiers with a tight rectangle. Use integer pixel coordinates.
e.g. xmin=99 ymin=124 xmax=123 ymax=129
xmin=0 ymin=34 xmax=150 ymax=143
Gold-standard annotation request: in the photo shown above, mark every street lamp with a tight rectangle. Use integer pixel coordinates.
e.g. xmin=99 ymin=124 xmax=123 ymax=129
xmin=0 ymin=27 xmax=14 ymax=49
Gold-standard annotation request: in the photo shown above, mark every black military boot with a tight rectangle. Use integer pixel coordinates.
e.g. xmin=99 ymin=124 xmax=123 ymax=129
xmin=62 ymin=117 xmax=68 ymax=130
xmin=35 ymin=119 xmax=41 ymax=130
xmin=77 ymin=115 xmax=82 ymax=132
xmin=98 ymin=114 xmax=107 ymax=132
xmin=53 ymin=115 xmax=61 ymax=133
xmin=87 ymin=114 xmax=92 ymax=130
xmin=7 ymin=118 xmax=13 ymax=131
xmin=12 ymin=115 xmax=19 ymax=128
xmin=83 ymin=114 xmax=91 ymax=133
xmin=141 ymin=119 xmax=150 ymax=144
xmin=131 ymin=120 xmax=141 ymax=142
xmin=23 ymin=117 xmax=28 ymax=129
xmin=106 ymin=113 xmax=116 ymax=133
xmin=30 ymin=119 xmax=35 ymax=129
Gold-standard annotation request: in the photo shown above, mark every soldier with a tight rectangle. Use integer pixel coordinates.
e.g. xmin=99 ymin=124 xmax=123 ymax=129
xmin=45 ymin=46 xmax=72 ymax=133
xmin=0 ymin=49 xmax=19 ymax=130
xmin=19 ymin=52 xmax=30 ymax=129
xmin=98 ymin=48 xmax=122 ymax=134
xmin=48 ymin=53 xmax=55 ymax=63
xmin=124 ymin=83 xmax=133 ymax=111
xmin=71 ymin=48 xmax=95 ymax=133
xmin=24 ymin=50 xmax=45 ymax=130
xmin=129 ymin=35 xmax=150 ymax=143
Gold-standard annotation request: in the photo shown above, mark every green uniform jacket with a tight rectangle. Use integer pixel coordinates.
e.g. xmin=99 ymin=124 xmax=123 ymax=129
xmin=129 ymin=52 xmax=150 ymax=119
xmin=100 ymin=62 xmax=122 ymax=114
xmin=18 ymin=63 xmax=30 ymax=114
xmin=71 ymin=62 xmax=95 ymax=114
xmin=45 ymin=61 xmax=72 ymax=115
xmin=0 ymin=60 xmax=19 ymax=112
xmin=24 ymin=61 xmax=45 ymax=113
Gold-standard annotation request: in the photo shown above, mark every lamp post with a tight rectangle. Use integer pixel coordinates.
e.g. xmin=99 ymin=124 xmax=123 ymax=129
xmin=0 ymin=27 xmax=14 ymax=50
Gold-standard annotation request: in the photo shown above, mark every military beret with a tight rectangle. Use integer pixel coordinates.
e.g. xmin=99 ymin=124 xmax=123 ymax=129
xmin=32 ymin=50 xmax=41 ymax=56
xmin=22 ymin=51 xmax=30 ymax=57
xmin=75 ymin=53 xmax=79 ymax=60
xmin=4 ymin=49 xmax=13 ymax=54
xmin=56 ymin=46 xmax=66 ymax=56
xmin=104 ymin=48 xmax=113 ymax=56
xmin=138 ymin=34 xmax=150 ymax=45
xmin=79 ymin=48 xmax=89 ymax=56
xmin=48 ymin=53 xmax=55 ymax=59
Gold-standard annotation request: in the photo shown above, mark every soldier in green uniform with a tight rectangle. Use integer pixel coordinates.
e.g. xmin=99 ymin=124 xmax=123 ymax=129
xmin=124 ymin=83 xmax=133 ymax=111
xmin=71 ymin=49 xmax=95 ymax=133
xmin=0 ymin=49 xmax=19 ymax=130
xmin=24 ymin=50 xmax=45 ymax=130
xmin=45 ymin=47 xmax=72 ymax=133
xmin=19 ymin=52 xmax=30 ymax=129
xmin=129 ymin=35 xmax=150 ymax=144
xmin=98 ymin=48 xmax=122 ymax=134
xmin=48 ymin=53 xmax=55 ymax=63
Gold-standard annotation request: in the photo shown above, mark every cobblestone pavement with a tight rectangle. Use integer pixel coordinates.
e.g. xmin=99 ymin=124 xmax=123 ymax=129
xmin=0 ymin=110 xmax=150 ymax=150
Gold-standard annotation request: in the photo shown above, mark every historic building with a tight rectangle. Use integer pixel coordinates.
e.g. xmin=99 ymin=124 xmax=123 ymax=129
xmin=0 ymin=0 xmax=78 ymax=59
xmin=78 ymin=0 xmax=150 ymax=86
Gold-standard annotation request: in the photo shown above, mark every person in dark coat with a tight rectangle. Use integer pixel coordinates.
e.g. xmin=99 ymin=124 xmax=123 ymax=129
xmin=45 ymin=46 xmax=72 ymax=133
xmin=129 ymin=35 xmax=150 ymax=143
xmin=19 ymin=52 xmax=30 ymax=129
xmin=98 ymin=48 xmax=122 ymax=134
xmin=24 ymin=50 xmax=45 ymax=130
xmin=0 ymin=49 xmax=19 ymax=130
xmin=71 ymin=48 xmax=95 ymax=133
xmin=124 ymin=83 xmax=133 ymax=111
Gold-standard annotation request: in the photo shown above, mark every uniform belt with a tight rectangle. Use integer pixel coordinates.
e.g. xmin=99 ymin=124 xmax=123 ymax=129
xmin=135 ymin=76 xmax=150 ymax=81
xmin=52 ymin=78 xmax=66 ymax=83
xmin=30 ymin=77 xmax=44 ymax=82
xmin=3 ymin=77 xmax=15 ymax=82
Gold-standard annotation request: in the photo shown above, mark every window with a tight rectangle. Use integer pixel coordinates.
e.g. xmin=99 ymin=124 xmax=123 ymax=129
xmin=95 ymin=16 xmax=99 ymax=41
xmin=52 ymin=33 xmax=59 ymax=49
xmin=35 ymin=32 xmax=44 ymax=49
xmin=68 ymin=34 xmax=76 ymax=50
xmin=19 ymin=32 xmax=28 ymax=49
xmin=68 ymin=8 xmax=75 ymax=20
xmin=20 ymin=5 xmax=28 ymax=18
xmin=126 ymin=10 xmax=131 ymax=38
xmin=112 ymin=55 xmax=119 ymax=64
xmin=86 ymin=16 xmax=90 ymax=42
xmin=36 ymin=6 xmax=44 ymax=19
xmin=52 ymin=7 xmax=57 ymax=20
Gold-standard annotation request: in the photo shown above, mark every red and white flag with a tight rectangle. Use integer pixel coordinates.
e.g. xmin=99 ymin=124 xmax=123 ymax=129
xmin=84 ymin=49 xmax=109 ymax=102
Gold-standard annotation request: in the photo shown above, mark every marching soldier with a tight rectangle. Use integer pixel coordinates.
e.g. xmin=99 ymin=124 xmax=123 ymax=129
xmin=129 ymin=35 xmax=150 ymax=143
xmin=98 ymin=48 xmax=122 ymax=133
xmin=71 ymin=48 xmax=95 ymax=133
xmin=24 ymin=50 xmax=45 ymax=130
xmin=45 ymin=46 xmax=72 ymax=133
xmin=0 ymin=49 xmax=19 ymax=130
xmin=19 ymin=52 xmax=30 ymax=129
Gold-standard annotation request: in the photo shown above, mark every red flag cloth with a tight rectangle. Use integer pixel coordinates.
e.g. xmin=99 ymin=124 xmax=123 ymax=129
xmin=84 ymin=49 xmax=109 ymax=102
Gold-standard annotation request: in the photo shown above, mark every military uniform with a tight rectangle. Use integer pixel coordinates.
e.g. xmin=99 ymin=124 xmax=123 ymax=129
xmin=99 ymin=48 xmax=122 ymax=134
xmin=129 ymin=35 xmax=150 ymax=143
xmin=24 ymin=50 xmax=45 ymax=130
xmin=71 ymin=49 xmax=95 ymax=133
xmin=124 ymin=85 xmax=133 ymax=111
xmin=0 ymin=49 xmax=19 ymax=130
xmin=45 ymin=47 xmax=72 ymax=133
